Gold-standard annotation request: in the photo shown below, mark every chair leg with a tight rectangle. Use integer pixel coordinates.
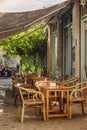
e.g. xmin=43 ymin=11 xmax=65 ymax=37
xmin=42 ymin=104 xmax=46 ymax=121
xmin=69 ymin=104 xmax=72 ymax=119
xmin=81 ymin=102 xmax=85 ymax=114
xmin=21 ymin=104 xmax=25 ymax=123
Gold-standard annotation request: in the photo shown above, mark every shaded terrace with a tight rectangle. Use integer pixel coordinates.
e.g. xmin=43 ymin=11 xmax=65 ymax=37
xmin=0 ymin=0 xmax=87 ymax=129
xmin=0 ymin=78 xmax=87 ymax=129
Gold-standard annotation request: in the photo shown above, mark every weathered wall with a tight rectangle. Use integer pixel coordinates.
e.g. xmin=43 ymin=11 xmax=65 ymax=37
xmin=72 ymin=1 xmax=80 ymax=77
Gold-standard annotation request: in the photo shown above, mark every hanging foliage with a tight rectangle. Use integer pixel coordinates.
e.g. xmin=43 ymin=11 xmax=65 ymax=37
xmin=0 ymin=25 xmax=47 ymax=74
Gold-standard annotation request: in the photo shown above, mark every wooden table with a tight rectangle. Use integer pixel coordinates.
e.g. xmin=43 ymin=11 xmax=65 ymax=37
xmin=41 ymin=86 xmax=71 ymax=121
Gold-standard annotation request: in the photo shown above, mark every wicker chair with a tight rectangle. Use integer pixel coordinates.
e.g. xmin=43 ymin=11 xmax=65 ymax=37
xmin=17 ymin=87 xmax=46 ymax=123
xmin=60 ymin=77 xmax=80 ymax=86
xmin=69 ymin=82 xmax=87 ymax=119
xmin=60 ymin=77 xmax=80 ymax=113
xmin=13 ymin=82 xmax=31 ymax=106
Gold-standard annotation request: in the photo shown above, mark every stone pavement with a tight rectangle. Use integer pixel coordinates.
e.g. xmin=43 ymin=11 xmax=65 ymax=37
xmin=0 ymin=78 xmax=12 ymax=89
xmin=0 ymin=78 xmax=87 ymax=130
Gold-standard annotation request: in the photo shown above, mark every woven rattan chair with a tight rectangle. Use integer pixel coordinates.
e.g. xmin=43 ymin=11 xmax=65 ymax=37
xmin=69 ymin=82 xmax=87 ymax=119
xmin=60 ymin=77 xmax=80 ymax=86
xmin=60 ymin=77 xmax=80 ymax=112
xmin=18 ymin=87 xmax=46 ymax=123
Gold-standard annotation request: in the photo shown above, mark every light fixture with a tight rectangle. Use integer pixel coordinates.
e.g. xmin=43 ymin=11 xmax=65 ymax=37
xmin=81 ymin=0 xmax=87 ymax=7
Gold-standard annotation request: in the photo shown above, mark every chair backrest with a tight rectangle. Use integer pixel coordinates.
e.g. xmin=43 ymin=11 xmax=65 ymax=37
xmin=13 ymin=75 xmax=25 ymax=84
xmin=60 ymin=77 xmax=80 ymax=86
xmin=33 ymin=77 xmax=47 ymax=85
xmin=19 ymin=87 xmax=45 ymax=103
xmin=70 ymin=82 xmax=87 ymax=100
xmin=35 ymin=80 xmax=50 ymax=90
xmin=81 ymin=82 xmax=87 ymax=98
xmin=29 ymin=73 xmax=38 ymax=77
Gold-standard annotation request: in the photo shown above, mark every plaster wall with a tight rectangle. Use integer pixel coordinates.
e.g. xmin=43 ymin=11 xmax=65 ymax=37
xmin=72 ymin=1 xmax=80 ymax=77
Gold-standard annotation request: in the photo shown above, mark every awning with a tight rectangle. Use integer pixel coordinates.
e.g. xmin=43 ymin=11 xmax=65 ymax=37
xmin=0 ymin=1 xmax=70 ymax=40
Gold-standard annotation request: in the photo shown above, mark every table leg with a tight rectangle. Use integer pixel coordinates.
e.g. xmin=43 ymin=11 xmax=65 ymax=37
xmin=66 ymin=91 xmax=70 ymax=119
xmin=46 ymin=91 xmax=49 ymax=121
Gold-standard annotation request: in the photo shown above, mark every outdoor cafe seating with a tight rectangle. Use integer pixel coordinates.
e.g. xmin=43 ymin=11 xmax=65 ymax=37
xmin=11 ymin=74 xmax=87 ymax=122
xmin=34 ymin=76 xmax=82 ymax=121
